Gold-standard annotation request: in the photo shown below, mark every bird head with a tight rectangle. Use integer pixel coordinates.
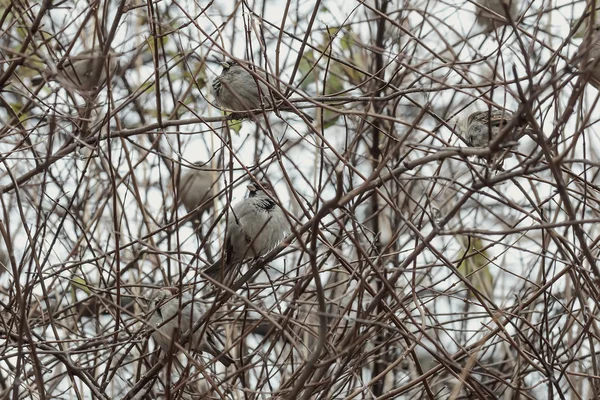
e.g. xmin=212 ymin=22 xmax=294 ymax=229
xmin=219 ymin=60 xmax=239 ymax=72
xmin=467 ymin=110 xmax=488 ymax=126
xmin=247 ymin=180 xmax=274 ymax=196
xmin=148 ymin=287 xmax=178 ymax=309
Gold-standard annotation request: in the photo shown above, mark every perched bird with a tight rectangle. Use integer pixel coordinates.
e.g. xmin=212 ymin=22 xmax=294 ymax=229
xmin=464 ymin=110 xmax=530 ymax=149
xmin=146 ymin=287 xmax=233 ymax=367
xmin=204 ymin=180 xmax=288 ymax=280
xmin=475 ymin=0 xmax=519 ymax=31
xmin=579 ymin=25 xmax=600 ymax=88
xmin=177 ymin=161 xmax=218 ymax=227
xmin=464 ymin=109 xmax=534 ymax=170
xmin=32 ymin=49 xmax=119 ymax=95
xmin=212 ymin=60 xmax=314 ymax=122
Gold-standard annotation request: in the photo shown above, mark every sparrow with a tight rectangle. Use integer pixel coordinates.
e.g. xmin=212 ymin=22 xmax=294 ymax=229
xmin=31 ymin=49 xmax=119 ymax=95
xmin=464 ymin=110 xmax=533 ymax=168
xmin=177 ymin=161 xmax=218 ymax=227
xmin=579 ymin=25 xmax=600 ymax=87
xmin=211 ymin=60 xmax=314 ymax=122
xmin=146 ymin=287 xmax=233 ymax=367
xmin=203 ymin=180 xmax=288 ymax=281
xmin=475 ymin=0 xmax=519 ymax=31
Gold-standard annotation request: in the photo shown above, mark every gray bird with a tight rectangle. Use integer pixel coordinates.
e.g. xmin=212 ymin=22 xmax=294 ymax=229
xmin=32 ymin=49 xmax=119 ymax=94
xmin=579 ymin=25 xmax=600 ymax=87
xmin=212 ymin=60 xmax=314 ymax=122
xmin=204 ymin=180 xmax=288 ymax=280
xmin=464 ymin=110 xmax=532 ymax=168
xmin=178 ymin=161 xmax=218 ymax=227
xmin=147 ymin=288 xmax=233 ymax=367
xmin=475 ymin=0 xmax=518 ymax=31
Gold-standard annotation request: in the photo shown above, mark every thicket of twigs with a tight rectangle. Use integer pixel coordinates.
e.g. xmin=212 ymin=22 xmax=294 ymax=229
xmin=1 ymin=0 xmax=600 ymax=398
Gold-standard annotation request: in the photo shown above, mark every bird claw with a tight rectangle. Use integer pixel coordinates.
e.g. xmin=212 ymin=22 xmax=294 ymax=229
xmin=253 ymin=255 xmax=267 ymax=265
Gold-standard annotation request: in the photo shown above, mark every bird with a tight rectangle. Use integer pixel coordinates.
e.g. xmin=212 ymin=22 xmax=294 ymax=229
xmin=464 ymin=110 xmax=533 ymax=168
xmin=579 ymin=25 xmax=600 ymax=88
xmin=31 ymin=49 xmax=119 ymax=95
xmin=475 ymin=0 xmax=519 ymax=31
xmin=146 ymin=287 xmax=233 ymax=367
xmin=177 ymin=161 xmax=218 ymax=227
xmin=203 ymin=180 xmax=288 ymax=281
xmin=211 ymin=60 xmax=314 ymax=122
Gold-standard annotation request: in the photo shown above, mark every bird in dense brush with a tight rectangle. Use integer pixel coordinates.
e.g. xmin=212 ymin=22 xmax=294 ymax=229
xmin=203 ymin=180 xmax=288 ymax=281
xmin=212 ymin=60 xmax=313 ymax=122
xmin=146 ymin=287 xmax=233 ymax=367
xmin=177 ymin=161 xmax=218 ymax=229
xmin=475 ymin=0 xmax=519 ymax=32
xmin=578 ymin=25 xmax=600 ymax=88
xmin=464 ymin=109 xmax=533 ymax=169
xmin=32 ymin=49 xmax=119 ymax=95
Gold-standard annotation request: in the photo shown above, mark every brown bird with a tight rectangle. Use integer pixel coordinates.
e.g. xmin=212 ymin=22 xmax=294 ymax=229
xmin=578 ymin=25 xmax=600 ymax=88
xmin=464 ymin=110 xmax=533 ymax=169
xmin=146 ymin=287 xmax=233 ymax=367
xmin=212 ymin=60 xmax=314 ymax=122
xmin=32 ymin=49 xmax=119 ymax=95
xmin=475 ymin=0 xmax=519 ymax=32
xmin=177 ymin=161 xmax=218 ymax=228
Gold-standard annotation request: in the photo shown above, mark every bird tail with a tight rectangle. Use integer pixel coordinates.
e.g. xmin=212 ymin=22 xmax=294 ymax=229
xmin=203 ymin=238 xmax=238 ymax=281
xmin=200 ymin=343 xmax=234 ymax=367
xmin=31 ymin=75 xmax=46 ymax=86
xmin=200 ymin=335 xmax=235 ymax=367
xmin=202 ymin=261 xmax=222 ymax=278
xmin=217 ymin=353 xmax=234 ymax=367
xmin=202 ymin=259 xmax=235 ymax=282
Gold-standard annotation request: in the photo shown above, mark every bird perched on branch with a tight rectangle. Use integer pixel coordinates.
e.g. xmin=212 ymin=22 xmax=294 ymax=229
xmin=146 ymin=287 xmax=233 ymax=367
xmin=177 ymin=161 xmax=218 ymax=229
xmin=578 ymin=25 xmax=600 ymax=88
xmin=203 ymin=180 xmax=288 ymax=281
xmin=31 ymin=49 xmax=119 ymax=95
xmin=464 ymin=110 xmax=533 ymax=169
xmin=475 ymin=0 xmax=519 ymax=31
xmin=212 ymin=60 xmax=314 ymax=122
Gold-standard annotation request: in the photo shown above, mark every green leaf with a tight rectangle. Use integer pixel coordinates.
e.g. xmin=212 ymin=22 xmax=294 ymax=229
xmin=340 ymin=26 xmax=354 ymax=51
xmin=319 ymin=63 xmax=347 ymax=128
xmin=72 ymin=276 xmax=92 ymax=295
xmin=298 ymin=51 xmax=316 ymax=91
xmin=457 ymin=236 xmax=494 ymax=299
xmin=228 ymin=117 xmax=243 ymax=135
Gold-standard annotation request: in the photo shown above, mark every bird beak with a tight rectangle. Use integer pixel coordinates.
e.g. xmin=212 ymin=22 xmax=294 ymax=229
xmin=165 ymin=287 xmax=178 ymax=295
xmin=219 ymin=61 xmax=230 ymax=69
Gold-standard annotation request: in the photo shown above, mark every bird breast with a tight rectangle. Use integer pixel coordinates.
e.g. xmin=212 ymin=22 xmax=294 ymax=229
xmin=467 ymin=124 xmax=498 ymax=147
xmin=150 ymin=296 xmax=206 ymax=351
xmin=227 ymin=197 xmax=286 ymax=257
xmin=214 ymin=67 xmax=276 ymax=111
xmin=179 ymin=170 xmax=214 ymax=213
